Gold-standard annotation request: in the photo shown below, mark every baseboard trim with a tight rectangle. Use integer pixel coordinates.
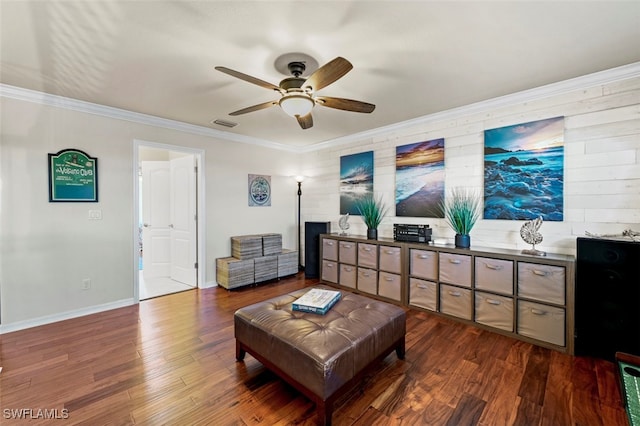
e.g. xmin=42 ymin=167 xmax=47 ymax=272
xmin=202 ymin=280 xmax=218 ymax=289
xmin=0 ymin=298 xmax=136 ymax=334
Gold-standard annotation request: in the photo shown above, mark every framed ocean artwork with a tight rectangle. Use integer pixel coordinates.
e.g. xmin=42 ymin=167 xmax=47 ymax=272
xmin=340 ymin=151 xmax=374 ymax=215
xmin=395 ymin=139 xmax=445 ymax=217
xmin=484 ymin=116 xmax=565 ymax=221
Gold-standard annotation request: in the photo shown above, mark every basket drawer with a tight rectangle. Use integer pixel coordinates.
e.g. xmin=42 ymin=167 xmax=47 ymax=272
xmin=378 ymin=271 xmax=401 ymax=301
xmin=322 ymin=238 xmax=338 ymax=261
xmin=339 ymin=264 xmax=356 ymax=288
xmin=439 ymin=253 xmax=472 ymax=287
xmin=475 ymin=257 xmax=513 ymax=295
xmin=357 ymin=267 xmax=377 ymax=295
xmin=339 ymin=241 xmax=357 ymax=264
xmin=379 ymin=245 xmax=401 ymax=273
xmin=410 ymin=249 xmax=437 ymax=280
xmin=518 ymin=263 xmax=565 ymax=304
xmin=517 ymin=300 xmax=565 ymax=346
xmin=440 ymin=284 xmax=472 ymax=320
xmin=409 ymin=278 xmax=437 ymax=311
xmin=358 ymin=243 xmax=377 ymax=268
xmin=321 ymin=260 xmax=338 ymax=283
xmin=475 ymin=292 xmax=514 ymax=332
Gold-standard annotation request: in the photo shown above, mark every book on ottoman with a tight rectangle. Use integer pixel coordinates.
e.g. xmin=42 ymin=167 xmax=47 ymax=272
xmin=292 ymin=288 xmax=341 ymax=315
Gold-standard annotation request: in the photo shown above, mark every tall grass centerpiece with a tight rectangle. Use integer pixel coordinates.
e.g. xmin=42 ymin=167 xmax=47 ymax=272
xmin=356 ymin=195 xmax=388 ymax=240
xmin=440 ymin=187 xmax=481 ymax=248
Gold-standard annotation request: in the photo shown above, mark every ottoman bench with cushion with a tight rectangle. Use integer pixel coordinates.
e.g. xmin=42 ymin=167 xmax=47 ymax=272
xmin=234 ymin=285 xmax=406 ymax=425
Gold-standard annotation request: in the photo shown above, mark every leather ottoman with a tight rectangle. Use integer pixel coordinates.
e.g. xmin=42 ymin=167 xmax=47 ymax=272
xmin=234 ymin=285 xmax=406 ymax=425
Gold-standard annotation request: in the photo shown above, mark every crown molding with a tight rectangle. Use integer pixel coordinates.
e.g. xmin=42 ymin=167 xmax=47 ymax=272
xmin=0 ymin=84 xmax=295 ymax=152
xmin=2 ymin=61 xmax=639 ymax=154
xmin=303 ymin=61 xmax=640 ymax=152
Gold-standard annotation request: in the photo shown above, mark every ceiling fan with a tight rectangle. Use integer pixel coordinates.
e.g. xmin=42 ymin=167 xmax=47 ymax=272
xmin=215 ymin=57 xmax=375 ymax=130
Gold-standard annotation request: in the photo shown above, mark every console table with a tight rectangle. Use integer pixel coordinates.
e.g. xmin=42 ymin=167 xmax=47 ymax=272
xmin=319 ymin=233 xmax=575 ymax=354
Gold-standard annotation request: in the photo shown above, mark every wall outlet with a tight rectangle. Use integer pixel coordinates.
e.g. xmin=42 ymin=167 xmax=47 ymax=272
xmin=82 ymin=278 xmax=91 ymax=290
xmin=88 ymin=210 xmax=102 ymax=220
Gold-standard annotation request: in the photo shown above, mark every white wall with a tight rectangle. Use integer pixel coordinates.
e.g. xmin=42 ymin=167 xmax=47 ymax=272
xmin=298 ymin=76 xmax=640 ymax=256
xmin=0 ymin=96 xmax=299 ymax=331
xmin=1 ymin=69 xmax=638 ymax=332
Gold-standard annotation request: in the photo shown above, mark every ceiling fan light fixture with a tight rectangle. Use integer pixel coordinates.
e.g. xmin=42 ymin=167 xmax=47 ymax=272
xmin=279 ymin=94 xmax=314 ymax=117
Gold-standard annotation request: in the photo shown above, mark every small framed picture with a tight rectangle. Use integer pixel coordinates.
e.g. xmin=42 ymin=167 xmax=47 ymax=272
xmin=248 ymin=174 xmax=271 ymax=206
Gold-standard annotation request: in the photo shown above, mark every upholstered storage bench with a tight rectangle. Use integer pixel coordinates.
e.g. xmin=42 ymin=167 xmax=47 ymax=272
xmin=234 ymin=286 xmax=406 ymax=426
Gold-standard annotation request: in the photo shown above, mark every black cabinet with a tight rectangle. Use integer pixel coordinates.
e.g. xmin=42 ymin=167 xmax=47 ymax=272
xmin=575 ymin=237 xmax=640 ymax=360
xmin=304 ymin=222 xmax=331 ymax=278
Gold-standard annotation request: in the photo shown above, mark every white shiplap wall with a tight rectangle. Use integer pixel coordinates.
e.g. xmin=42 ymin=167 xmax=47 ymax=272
xmin=299 ymin=76 xmax=640 ymax=256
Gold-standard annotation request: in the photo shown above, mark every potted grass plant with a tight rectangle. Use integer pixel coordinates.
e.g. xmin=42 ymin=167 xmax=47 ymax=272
xmin=440 ymin=187 xmax=481 ymax=248
xmin=356 ymin=194 xmax=388 ymax=240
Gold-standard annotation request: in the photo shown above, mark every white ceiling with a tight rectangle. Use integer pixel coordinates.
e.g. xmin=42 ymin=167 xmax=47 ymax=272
xmin=2 ymin=1 xmax=640 ymax=149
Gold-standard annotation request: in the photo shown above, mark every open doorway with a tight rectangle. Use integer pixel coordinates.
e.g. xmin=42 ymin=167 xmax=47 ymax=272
xmin=133 ymin=140 xmax=205 ymax=301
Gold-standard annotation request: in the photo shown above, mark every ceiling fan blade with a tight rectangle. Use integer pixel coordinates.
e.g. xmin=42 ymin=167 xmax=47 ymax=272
xmin=215 ymin=66 xmax=281 ymax=92
xmin=316 ymin=96 xmax=376 ymax=113
xmin=296 ymin=113 xmax=313 ymax=129
xmin=302 ymin=57 xmax=353 ymax=92
xmin=229 ymin=100 xmax=278 ymax=116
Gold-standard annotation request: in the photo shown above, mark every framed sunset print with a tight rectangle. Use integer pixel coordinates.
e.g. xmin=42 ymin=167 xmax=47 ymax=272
xmin=395 ymin=139 xmax=445 ymax=217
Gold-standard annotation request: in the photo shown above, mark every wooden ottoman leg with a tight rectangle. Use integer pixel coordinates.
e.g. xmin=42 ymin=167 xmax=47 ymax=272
xmin=236 ymin=341 xmax=246 ymax=361
xmin=395 ymin=337 xmax=406 ymax=360
xmin=316 ymin=399 xmax=332 ymax=426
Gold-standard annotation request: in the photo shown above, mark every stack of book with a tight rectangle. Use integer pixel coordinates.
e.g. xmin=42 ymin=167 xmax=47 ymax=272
xmin=292 ymin=288 xmax=341 ymax=315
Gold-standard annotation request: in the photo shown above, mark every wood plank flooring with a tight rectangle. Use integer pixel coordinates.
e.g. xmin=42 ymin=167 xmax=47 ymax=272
xmin=0 ymin=273 xmax=628 ymax=425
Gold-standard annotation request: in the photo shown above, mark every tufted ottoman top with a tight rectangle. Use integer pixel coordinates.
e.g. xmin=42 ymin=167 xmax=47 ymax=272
xmin=234 ymin=285 xmax=406 ymax=400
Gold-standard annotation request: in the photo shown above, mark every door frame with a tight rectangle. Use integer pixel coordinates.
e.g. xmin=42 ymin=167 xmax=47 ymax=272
xmin=133 ymin=139 xmax=206 ymax=302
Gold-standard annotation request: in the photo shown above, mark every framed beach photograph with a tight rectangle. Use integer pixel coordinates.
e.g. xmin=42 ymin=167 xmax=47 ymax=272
xmin=483 ymin=116 xmax=565 ymax=221
xmin=395 ymin=139 xmax=445 ymax=217
xmin=340 ymin=151 xmax=374 ymax=215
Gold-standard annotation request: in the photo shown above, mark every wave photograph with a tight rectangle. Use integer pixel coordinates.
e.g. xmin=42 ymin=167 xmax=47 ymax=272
xmin=483 ymin=117 xmax=564 ymax=221
xmin=340 ymin=151 xmax=374 ymax=215
xmin=395 ymin=139 xmax=445 ymax=217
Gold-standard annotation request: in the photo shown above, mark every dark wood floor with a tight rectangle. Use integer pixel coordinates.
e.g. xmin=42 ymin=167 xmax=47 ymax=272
xmin=0 ymin=273 xmax=628 ymax=425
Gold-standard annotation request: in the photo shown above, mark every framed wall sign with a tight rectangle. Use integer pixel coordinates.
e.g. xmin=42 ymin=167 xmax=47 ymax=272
xmin=48 ymin=149 xmax=98 ymax=202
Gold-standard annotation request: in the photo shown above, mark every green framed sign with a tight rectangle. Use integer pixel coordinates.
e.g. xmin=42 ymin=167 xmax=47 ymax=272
xmin=48 ymin=149 xmax=98 ymax=202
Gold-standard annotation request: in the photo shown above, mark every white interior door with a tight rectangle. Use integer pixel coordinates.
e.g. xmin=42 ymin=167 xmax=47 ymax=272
xmin=141 ymin=161 xmax=171 ymax=279
xmin=170 ymin=155 xmax=197 ymax=286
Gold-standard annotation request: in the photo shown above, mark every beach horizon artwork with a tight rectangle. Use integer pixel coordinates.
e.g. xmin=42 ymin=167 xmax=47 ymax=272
xmin=395 ymin=139 xmax=445 ymax=218
xmin=340 ymin=151 xmax=374 ymax=215
xmin=484 ymin=116 xmax=564 ymax=221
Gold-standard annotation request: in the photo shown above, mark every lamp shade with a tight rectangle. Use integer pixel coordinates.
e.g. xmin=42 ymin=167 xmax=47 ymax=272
xmin=279 ymin=95 xmax=314 ymax=117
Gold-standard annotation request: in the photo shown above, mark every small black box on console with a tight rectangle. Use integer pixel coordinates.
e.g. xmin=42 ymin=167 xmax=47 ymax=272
xmin=393 ymin=224 xmax=432 ymax=243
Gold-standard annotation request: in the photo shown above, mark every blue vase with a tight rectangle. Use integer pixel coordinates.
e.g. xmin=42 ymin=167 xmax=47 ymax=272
xmin=367 ymin=228 xmax=378 ymax=240
xmin=455 ymin=234 xmax=470 ymax=248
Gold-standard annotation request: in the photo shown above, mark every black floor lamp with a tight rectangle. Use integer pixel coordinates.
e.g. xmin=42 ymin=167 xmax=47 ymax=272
xmin=295 ymin=176 xmax=304 ymax=271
